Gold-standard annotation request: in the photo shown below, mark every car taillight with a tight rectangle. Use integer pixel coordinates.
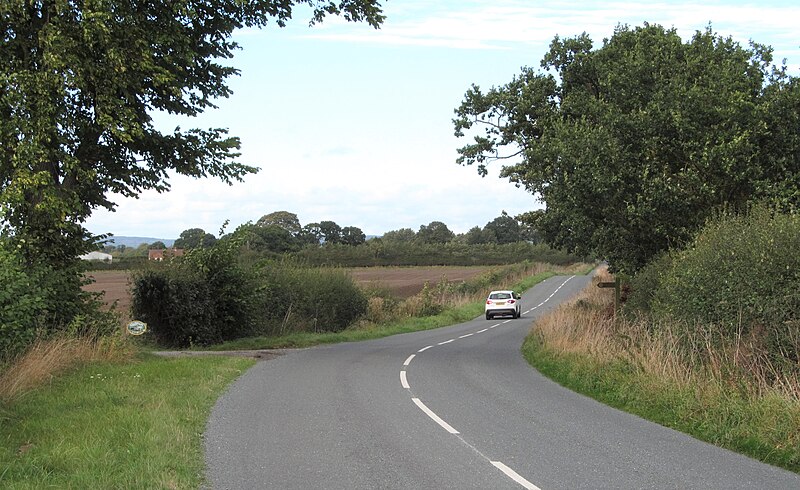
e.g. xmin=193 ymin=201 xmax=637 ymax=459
xmin=486 ymin=300 xmax=493 ymax=304
xmin=508 ymin=299 xmax=516 ymax=304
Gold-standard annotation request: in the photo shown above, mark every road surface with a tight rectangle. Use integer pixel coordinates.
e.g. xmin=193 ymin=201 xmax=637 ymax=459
xmin=205 ymin=275 xmax=799 ymax=489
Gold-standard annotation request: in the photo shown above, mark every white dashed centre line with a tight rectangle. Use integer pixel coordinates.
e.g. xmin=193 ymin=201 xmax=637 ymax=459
xmin=400 ymin=275 xmax=578 ymax=490
xmin=412 ymin=398 xmax=460 ymax=434
xmin=491 ymin=461 xmax=542 ymax=490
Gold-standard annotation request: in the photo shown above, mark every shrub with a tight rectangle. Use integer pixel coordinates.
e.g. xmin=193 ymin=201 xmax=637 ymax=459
xmin=131 ymin=242 xmax=258 ymax=347
xmin=629 ymin=204 xmax=800 ymax=367
xmin=254 ymin=263 xmax=367 ymax=334
xmin=0 ymin=244 xmax=49 ymax=358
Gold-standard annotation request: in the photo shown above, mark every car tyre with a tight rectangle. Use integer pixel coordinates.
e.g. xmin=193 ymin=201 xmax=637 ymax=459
xmin=485 ymin=312 xmax=492 ymax=320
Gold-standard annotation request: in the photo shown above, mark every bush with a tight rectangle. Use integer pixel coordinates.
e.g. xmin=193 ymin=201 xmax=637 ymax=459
xmin=628 ymin=204 xmax=800 ymax=366
xmin=0 ymin=244 xmax=49 ymax=358
xmin=254 ymin=263 xmax=367 ymax=334
xmin=131 ymin=243 xmax=258 ymax=347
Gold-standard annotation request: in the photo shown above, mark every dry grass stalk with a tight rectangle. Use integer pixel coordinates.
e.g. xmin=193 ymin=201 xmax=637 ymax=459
xmin=0 ymin=332 xmax=133 ymax=403
xmin=533 ymin=266 xmax=800 ymax=402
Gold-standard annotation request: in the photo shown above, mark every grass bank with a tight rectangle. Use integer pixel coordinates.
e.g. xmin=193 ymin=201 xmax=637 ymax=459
xmin=1 ymin=354 xmax=254 ymax=489
xmin=522 ymin=269 xmax=800 ymax=473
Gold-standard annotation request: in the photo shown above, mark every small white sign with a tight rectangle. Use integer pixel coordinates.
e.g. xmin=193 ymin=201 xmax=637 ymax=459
xmin=127 ymin=320 xmax=148 ymax=336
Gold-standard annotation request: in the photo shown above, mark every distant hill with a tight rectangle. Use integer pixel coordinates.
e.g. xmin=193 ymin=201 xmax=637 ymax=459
xmin=105 ymin=236 xmax=175 ymax=248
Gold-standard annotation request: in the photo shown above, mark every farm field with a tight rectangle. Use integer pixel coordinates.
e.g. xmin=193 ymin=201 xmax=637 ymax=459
xmin=84 ymin=266 xmax=491 ymax=317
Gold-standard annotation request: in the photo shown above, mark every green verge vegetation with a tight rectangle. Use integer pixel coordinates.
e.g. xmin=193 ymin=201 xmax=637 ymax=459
xmin=0 ymin=354 xmax=254 ymax=489
xmin=2 ymin=259 xmax=589 ymax=488
xmin=523 ymin=207 xmax=800 ymax=473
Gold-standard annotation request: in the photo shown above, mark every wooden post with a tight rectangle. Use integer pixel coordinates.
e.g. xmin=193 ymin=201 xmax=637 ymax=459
xmin=597 ymin=277 xmax=621 ymax=315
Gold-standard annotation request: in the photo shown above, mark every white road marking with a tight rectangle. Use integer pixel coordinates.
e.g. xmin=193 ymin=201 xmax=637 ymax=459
xmin=491 ymin=461 xmax=541 ymax=490
xmin=412 ymin=398 xmax=459 ymax=434
xmin=400 ymin=275 xmax=577 ymax=490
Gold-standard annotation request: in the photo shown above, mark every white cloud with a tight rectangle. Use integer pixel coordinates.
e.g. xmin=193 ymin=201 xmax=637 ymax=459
xmin=301 ymin=0 xmax=800 ymax=63
xmin=84 ymin=0 xmax=799 ymax=240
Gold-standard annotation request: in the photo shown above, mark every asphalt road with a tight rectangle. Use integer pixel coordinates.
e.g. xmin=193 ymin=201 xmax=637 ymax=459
xmin=204 ymin=275 xmax=800 ymax=489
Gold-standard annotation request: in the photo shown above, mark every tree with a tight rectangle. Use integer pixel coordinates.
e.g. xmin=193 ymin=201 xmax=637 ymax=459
xmin=298 ymin=222 xmax=324 ymax=245
xmin=256 ymin=211 xmax=301 ymax=235
xmin=231 ymin=222 xmax=299 ymax=254
xmin=340 ymin=226 xmax=366 ymax=246
xmin=417 ymin=221 xmax=455 ymax=244
xmin=463 ymin=225 xmax=497 ymax=245
xmin=174 ymin=228 xmax=217 ymax=249
xmin=318 ymin=220 xmax=342 ymax=244
xmin=148 ymin=241 xmax=167 ymax=250
xmin=484 ymin=212 xmax=521 ymax=244
xmin=0 ymin=0 xmax=385 ymax=331
xmin=382 ymin=228 xmax=416 ymax=242
xmin=454 ymin=23 xmax=799 ymax=272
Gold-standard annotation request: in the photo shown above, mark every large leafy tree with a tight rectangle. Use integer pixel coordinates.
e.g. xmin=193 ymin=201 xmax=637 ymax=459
xmin=318 ymin=220 xmax=342 ymax=244
xmin=381 ymin=227 xmax=416 ymax=242
xmin=484 ymin=212 xmax=521 ymax=244
xmin=256 ymin=211 xmax=302 ymax=235
xmin=340 ymin=225 xmax=365 ymax=246
xmin=454 ymin=24 xmax=799 ymax=272
xmin=0 ymin=0 xmax=384 ymax=330
xmin=174 ymin=228 xmax=216 ymax=249
xmin=417 ymin=221 xmax=455 ymax=244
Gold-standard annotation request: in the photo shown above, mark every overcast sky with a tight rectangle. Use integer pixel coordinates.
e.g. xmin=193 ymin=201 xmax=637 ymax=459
xmin=84 ymin=0 xmax=800 ymax=240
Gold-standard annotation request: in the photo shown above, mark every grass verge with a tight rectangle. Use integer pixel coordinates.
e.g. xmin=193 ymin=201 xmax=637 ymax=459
xmin=522 ymin=269 xmax=800 ymax=474
xmin=0 ymin=354 xmax=255 ymax=489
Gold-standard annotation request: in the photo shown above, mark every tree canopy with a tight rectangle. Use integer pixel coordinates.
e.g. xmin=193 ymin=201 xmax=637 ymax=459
xmin=417 ymin=221 xmax=455 ymax=244
xmin=0 ymin=0 xmax=384 ymax=333
xmin=174 ymin=228 xmax=217 ymax=249
xmin=454 ymin=24 xmax=800 ymax=272
xmin=0 ymin=0 xmax=384 ymax=263
xmin=257 ymin=211 xmax=302 ymax=235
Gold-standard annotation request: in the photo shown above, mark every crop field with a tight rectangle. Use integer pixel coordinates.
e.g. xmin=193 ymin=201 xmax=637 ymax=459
xmin=84 ymin=266 xmax=490 ymax=317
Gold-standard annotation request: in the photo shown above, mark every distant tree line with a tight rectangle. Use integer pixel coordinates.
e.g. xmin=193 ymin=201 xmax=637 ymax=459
xmin=92 ymin=210 xmax=553 ymax=263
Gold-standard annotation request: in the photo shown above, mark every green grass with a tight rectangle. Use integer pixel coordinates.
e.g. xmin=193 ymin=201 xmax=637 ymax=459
xmin=0 ymin=269 xmax=565 ymax=488
xmin=0 ymin=354 xmax=255 ymax=489
xmin=522 ymin=336 xmax=800 ymax=474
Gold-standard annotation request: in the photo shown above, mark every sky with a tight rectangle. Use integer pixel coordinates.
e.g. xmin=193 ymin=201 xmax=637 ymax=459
xmin=84 ymin=0 xmax=800 ymax=240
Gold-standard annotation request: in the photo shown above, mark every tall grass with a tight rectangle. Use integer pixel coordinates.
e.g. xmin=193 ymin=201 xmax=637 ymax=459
xmin=526 ymin=267 xmax=800 ymax=471
xmin=0 ymin=332 xmax=133 ymax=405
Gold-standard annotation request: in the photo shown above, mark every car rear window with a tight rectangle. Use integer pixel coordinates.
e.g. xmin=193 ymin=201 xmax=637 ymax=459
xmin=490 ymin=293 xmax=511 ymax=300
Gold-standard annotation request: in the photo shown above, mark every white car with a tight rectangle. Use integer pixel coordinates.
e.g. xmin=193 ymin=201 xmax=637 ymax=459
xmin=485 ymin=290 xmax=522 ymax=320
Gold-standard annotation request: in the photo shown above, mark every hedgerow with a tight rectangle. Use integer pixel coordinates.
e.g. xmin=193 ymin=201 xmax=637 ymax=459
xmin=628 ymin=204 xmax=800 ymax=368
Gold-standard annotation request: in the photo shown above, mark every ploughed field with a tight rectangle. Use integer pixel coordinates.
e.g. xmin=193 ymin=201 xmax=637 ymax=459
xmin=84 ymin=266 xmax=490 ymax=318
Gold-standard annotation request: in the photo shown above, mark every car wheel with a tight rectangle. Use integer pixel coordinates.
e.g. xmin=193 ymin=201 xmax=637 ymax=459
xmin=485 ymin=312 xmax=491 ymax=320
